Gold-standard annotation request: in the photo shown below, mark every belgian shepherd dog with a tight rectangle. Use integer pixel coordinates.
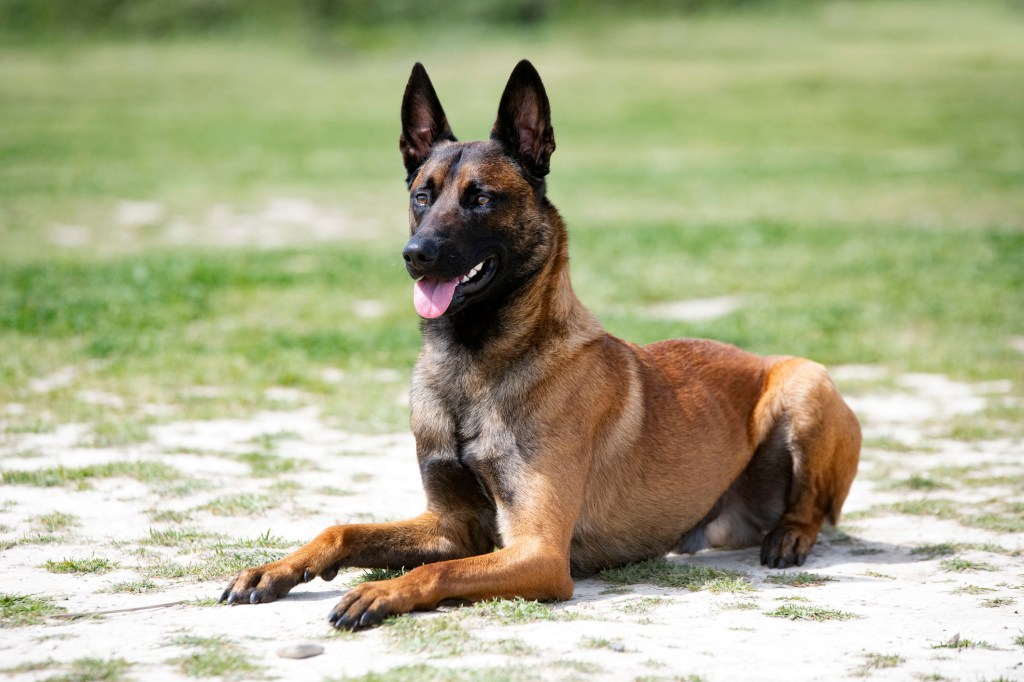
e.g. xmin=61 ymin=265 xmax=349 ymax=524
xmin=220 ymin=60 xmax=861 ymax=631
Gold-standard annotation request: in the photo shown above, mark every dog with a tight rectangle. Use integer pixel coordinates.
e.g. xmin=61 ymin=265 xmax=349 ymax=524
xmin=219 ymin=60 xmax=861 ymax=631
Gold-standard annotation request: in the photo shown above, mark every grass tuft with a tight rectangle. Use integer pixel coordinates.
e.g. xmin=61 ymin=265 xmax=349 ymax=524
xmin=469 ymin=597 xmax=568 ymax=624
xmin=764 ymin=572 xmax=835 ymax=588
xmin=0 ymin=593 xmax=64 ymax=627
xmin=172 ymin=636 xmax=265 ymax=680
xmin=940 ymin=558 xmax=996 ymax=573
xmin=348 ymin=567 xmax=408 ymax=586
xmin=600 ymin=558 xmax=752 ymax=593
xmin=384 ymin=614 xmax=474 ymax=657
xmin=42 ymin=658 xmax=130 ymax=682
xmin=43 ymin=556 xmax=117 ymax=574
xmin=765 ymin=604 xmax=859 ymax=622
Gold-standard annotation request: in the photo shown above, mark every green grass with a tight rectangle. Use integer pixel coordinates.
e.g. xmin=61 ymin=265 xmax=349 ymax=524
xmin=2 ymin=461 xmax=183 ymax=488
xmin=950 ymin=584 xmax=995 ymax=595
xmin=384 ymin=613 xmax=475 ymax=657
xmin=349 ymin=567 xmax=409 ymax=586
xmin=198 ymin=493 xmax=274 ymax=516
xmin=0 ymin=593 xmax=64 ymax=627
xmin=106 ymin=578 xmax=160 ymax=594
xmin=43 ymin=556 xmax=118 ymax=574
xmin=144 ymin=526 xmax=212 ymax=548
xmin=940 ymin=558 xmax=996 ymax=573
xmin=146 ymin=546 xmax=285 ymax=582
xmin=234 ymin=451 xmax=309 ymax=477
xmin=42 ymin=658 xmax=131 ymax=682
xmin=31 ymin=512 xmax=78 ymax=532
xmin=764 ymin=572 xmax=835 ymax=588
xmin=327 ymin=665 xmax=535 ymax=682
xmin=619 ymin=596 xmax=668 ymax=616
xmin=931 ymin=636 xmax=996 ymax=650
xmin=172 ymin=636 xmax=265 ymax=680
xmin=468 ymin=597 xmax=568 ymax=624
xmin=765 ymin=604 xmax=859 ymax=621
xmin=0 ymin=0 xmax=1020 ymax=440
xmin=600 ymin=558 xmax=752 ymax=593
xmin=856 ymin=653 xmax=904 ymax=676
xmin=982 ymin=597 xmax=1014 ymax=608
xmin=910 ymin=543 xmax=959 ymax=558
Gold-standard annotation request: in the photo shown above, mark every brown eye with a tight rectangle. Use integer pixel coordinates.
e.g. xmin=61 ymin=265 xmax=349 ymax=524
xmin=414 ymin=192 xmax=429 ymax=206
xmin=475 ymin=195 xmax=491 ymax=206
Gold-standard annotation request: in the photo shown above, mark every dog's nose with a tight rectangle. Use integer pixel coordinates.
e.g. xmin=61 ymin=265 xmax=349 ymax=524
xmin=403 ymin=236 xmax=439 ymax=266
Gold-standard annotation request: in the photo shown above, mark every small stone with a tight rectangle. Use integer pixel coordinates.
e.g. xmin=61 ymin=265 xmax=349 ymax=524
xmin=276 ymin=643 xmax=324 ymax=659
xmin=611 ymin=641 xmax=627 ymax=653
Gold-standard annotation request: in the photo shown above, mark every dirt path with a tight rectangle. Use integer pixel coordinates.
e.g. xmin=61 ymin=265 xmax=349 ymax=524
xmin=1 ymin=368 xmax=1021 ymax=681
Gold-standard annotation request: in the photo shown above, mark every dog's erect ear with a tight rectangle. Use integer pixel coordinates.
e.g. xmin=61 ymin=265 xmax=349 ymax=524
xmin=400 ymin=63 xmax=456 ymax=183
xmin=491 ymin=59 xmax=556 ymax=181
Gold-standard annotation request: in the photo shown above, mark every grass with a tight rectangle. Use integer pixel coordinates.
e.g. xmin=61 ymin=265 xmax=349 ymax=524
xmin=43 ymin=556 xmax=118 ymax=574
xmin=0 ymin=1 xmax=1020 ymax=440
xmin=327 ymin=665 xmax=534 ymax=682
xmin=0 ymin=593 xmax=64 ymax=627
xmin=620 ymin=596 xmax=668 ymax=616
xmin=764 ymin=572 xmax=835 ymax=588
xmin=32 ymin=512 xmax=78 ymax=532
xmin=931 ymin=636 xmax=996 ymax=650
xmin=950 ymin=585 xmax=995 ymax=595
xmin=581 ymin=635 xmax=624 ymax=650
xmin=600 ymin=558 xmax=752 ymax=593
xmin=940 ymin=558 xmax=996 ymax=573
xmin=146 ymin=546 xmax=285 ymax=582
xmin=106 ymin=578 xmax=160 ymax=593
xmin=981 ymin=597 xmax=1014 ymax=608
xmin=2 ymin=461 xmax=183 ymax=488
xmin=172 ymin=636 xmax=265 ymax=680
xmin=349 ymin=567 xmax=409 ymax=585
xmin=42 ymin=658 xmax=131 ymax=682
xmin=855 ymin=653 xmax=904 ymax=676
xmin=198 ymin=494 xmax=274 ymax=516
xmin=765 ymin=604 xmax=859 ymax=621
xmin=384 ymin=613 xmax=475 ymax=657
xmin=468 ymin=597 xmax=568 ymax=624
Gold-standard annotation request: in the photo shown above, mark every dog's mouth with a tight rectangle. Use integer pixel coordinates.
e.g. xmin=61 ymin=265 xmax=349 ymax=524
xmin=413 ymin=256 xmax=499 ymax=319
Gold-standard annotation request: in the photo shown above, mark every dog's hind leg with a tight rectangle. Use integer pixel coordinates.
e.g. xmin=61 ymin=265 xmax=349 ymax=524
xmin=749 ymin=358 xmax=861 ymax=568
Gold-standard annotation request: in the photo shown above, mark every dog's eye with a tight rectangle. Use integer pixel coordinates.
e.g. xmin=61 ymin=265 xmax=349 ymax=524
xmin=414 ymin=192 xmax=429 ymax=206
xmin=475 ymin=195 xmax=491 ymax=206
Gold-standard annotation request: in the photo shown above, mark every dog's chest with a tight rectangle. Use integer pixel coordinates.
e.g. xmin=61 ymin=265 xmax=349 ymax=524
xmin=415 ymin=365 xmax=533 ymax=513
xmin=453 ymin=389 xmax=530 ymax=506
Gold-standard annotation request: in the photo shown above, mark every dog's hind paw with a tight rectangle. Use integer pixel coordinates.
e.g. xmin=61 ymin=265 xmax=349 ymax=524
xmin=760 ymin=524 xmax=816 ymax=569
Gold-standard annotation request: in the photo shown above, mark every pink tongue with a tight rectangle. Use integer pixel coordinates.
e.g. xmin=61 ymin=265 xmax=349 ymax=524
xmin=413 ymin=278 xmax=459 ymax=318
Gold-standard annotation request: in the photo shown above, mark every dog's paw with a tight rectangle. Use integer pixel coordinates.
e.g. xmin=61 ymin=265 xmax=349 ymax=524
xmin=327 ymin=581 xmax=414 ymax=631
xmin=761 ymin=525 xmax=815 ymax=569
xmin=219 ymin=560 xmax=305 ymax=606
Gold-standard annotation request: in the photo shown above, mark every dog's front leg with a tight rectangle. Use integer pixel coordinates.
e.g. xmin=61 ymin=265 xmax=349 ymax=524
xmin=327 ymin=540 xmax=573 ymax=630
xmin=326 ymin=472 xmax=583 ymax=630
xmin=219 ymin=511 xmax=486 ymax=605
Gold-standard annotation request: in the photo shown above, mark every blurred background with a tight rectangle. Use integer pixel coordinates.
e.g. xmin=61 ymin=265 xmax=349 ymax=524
xmin=0 ymin=0 xmax=1021 ymax=437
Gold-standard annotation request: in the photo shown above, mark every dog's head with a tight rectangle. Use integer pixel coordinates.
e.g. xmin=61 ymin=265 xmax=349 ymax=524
xmin=399 ymin=60 xmax=557 ymax=320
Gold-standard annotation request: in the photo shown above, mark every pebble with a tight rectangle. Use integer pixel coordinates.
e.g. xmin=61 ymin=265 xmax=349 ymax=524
xmin=276 ymin=643 xmax=324 ymax=659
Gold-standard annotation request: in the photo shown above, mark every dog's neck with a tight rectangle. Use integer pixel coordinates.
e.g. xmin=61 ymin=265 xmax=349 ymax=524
xmin=420 ymin=205 xmax=603 ymax=368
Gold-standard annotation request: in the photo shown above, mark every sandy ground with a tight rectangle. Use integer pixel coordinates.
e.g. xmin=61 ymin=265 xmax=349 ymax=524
xmin=1 ymin=367 xmax=1022 ymax=682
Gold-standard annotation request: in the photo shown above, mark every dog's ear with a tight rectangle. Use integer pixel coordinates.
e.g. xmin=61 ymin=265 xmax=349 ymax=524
xmin=491 ymin=59 xmax=556 ymax=181
xmin=400 ymin=63 xmax=456 ymax=183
